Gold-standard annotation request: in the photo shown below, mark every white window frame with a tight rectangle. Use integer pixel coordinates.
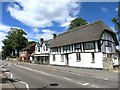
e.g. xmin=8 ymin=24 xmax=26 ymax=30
xmin=83 ymin=42 xmax=95 ymax=50
xmin=76 ymin=53 xmax=81 ymax=62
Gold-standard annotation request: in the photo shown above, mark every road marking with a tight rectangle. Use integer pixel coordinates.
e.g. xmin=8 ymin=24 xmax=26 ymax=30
xmin=91 ymin=84 xmax=99 ymax=88
xmin=20 ymin=81 xmax=30 ymax=90
xmin=15 ymin=64 xmax=55 ymax=77
xmin=5 ymin=72 xmax=13 ymax=79
xmin=81 ymin=83 xmax=89 ymax=86
xmin=76 ymin=82 xmax=82 ymax=85
xmin=16 ymin=63 xmax=109 ymax=81
xmin=50 ymin=68 xmax=109 ymax=80
xmin=8 ymin=63 xmax=11 ymax=66
xmin=104 ymin=78 xmax=108 ymax=80
xmin=63 ymin=77 xmax=90 ymax=87
xmin=14 ymin=64 xmax=99 ymax=88
xmin=14 ymin=64 xmax=33 ymax=71
xmin=64 ymin=77 xmax=73 ymax=81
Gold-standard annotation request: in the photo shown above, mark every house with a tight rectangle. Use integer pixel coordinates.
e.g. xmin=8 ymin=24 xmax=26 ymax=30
xmin=0 ymin=51 xmax=2 ymax=60
xmin=34 ymin=38 xmax=51 ymax=64
xmin=49 ymin=21 xmax=119 ymax=69
xmin=113 ymin=49 xmax=120 ymax=66
xmin=19 ymin=43 xmax=36 ymax=62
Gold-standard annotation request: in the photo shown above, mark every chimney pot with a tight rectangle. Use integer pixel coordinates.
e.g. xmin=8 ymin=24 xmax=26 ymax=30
xmin=40 ymin=38 xmax=44 ymax=42
xmin=53 ymin=34 xmax=57 ymax=39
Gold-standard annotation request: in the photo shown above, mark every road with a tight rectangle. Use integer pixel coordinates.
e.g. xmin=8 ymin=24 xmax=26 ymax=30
xmin=1 ymin=60 xmax=119 ymax=89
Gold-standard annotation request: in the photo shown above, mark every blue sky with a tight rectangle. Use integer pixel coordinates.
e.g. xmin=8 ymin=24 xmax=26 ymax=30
xmin=0 ymin=1 xmax=119 ymax=51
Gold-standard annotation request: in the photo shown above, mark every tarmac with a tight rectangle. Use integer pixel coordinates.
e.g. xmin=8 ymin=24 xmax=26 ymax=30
xmin=15 ymin=61 xmax=119 ymax=82
xmin=1 ymin=60 xmax=120 ymax=89
xmin=0 ymin=71 xmax=15 ymax=90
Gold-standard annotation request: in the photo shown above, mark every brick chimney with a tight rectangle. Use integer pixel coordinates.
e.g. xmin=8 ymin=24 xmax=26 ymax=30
xmin=53 ymin=34 xmax=57 ymax=39
xmin=40 ymin=38 xmax=44 ymax=43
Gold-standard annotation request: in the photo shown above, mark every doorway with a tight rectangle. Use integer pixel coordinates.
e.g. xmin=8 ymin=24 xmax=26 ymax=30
xmin=65 ymin=54 xmax=69 ymax=66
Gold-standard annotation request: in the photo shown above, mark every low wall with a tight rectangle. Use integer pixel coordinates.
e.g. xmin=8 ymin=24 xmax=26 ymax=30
xmin=103 ymin=57 xmax=113 ymax=71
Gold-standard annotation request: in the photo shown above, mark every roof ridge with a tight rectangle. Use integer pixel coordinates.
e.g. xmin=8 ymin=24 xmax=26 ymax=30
xmin=20 ymin=43 xmax=36 ymax=51
xmin=58 ymin=20 xmax=104 ymax=36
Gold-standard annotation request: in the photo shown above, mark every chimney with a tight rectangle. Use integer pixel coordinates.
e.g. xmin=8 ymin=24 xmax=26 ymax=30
xmin=53 ymin=34 xmax=57 ymax=39
xmin=40 ymin=38 xmax=44 ymax=43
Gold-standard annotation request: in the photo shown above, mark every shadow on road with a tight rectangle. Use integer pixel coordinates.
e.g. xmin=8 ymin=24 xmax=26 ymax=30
xmin=0 ymin=77 xmax=21 ymax=84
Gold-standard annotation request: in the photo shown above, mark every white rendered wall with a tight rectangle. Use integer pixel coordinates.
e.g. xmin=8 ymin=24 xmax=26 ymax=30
xmin=50 ymin=52 xmax=103 ymax=68
xmin=35 ymin=43 xmax=50 ymax=55
xmin=68 ymin=52 xmax=103 ymax=69
xmin=50 ymin=54 xmax=66 ymax=65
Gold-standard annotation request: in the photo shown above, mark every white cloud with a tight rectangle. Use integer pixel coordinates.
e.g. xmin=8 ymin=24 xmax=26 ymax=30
xmin=101 ymin=7 xmax=108 ymax=12
xmin=35 ymin=29 xmax=56 ymax=40
xmin=0 ymin=24 xmax=11 ymax=33
xmin=115 ymin=8 xmax=118 ymax=11
xmin=0 ymin=32 xmax=7 ymax=51
xmin=33 ymin=28 xmax=39 ymax=33
xmin=28 ymin=38 xmax=35 ymax=42
xmin=0 ymin=24 xmax=11 ymax=51
xmin=7 ymin=0 xmax=80 ymax=28
xmin=2 ymin=0 xmax=120 ymax=2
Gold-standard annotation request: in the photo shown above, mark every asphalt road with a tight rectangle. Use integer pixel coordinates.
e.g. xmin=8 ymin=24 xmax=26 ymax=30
xmin=2 ymin=61 xmax=119 ymax=89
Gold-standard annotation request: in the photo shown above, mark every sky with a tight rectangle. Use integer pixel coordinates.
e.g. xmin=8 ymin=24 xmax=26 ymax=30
xmin=0 ymin=0 xmax=119 ymax=51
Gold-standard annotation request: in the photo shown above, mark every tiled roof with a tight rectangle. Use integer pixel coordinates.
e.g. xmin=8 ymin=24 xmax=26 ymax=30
xmin=50 ymin=20 xmax=118 ymax=48
xmin=20 ymin=43 xmax=36 ymax=52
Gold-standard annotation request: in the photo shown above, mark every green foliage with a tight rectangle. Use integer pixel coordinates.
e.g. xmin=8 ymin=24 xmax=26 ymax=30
xmin=112 ymin=2 xmax=120 ymax=41
xmin=2 ymin=28 xmax=28 ymax=59
xmin=28 ymin=41 xmax=36 ymax=45
xmin=68 ymin=18 xmax=88 ymax=31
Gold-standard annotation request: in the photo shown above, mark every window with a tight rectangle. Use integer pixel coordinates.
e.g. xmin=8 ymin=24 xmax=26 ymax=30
xmin=63 ymin=45 xmax=70 ymax=52
xmin=91 ymin=53 xmax=95 ymax=63
xmin=53 ymin=55 xmax=55 ymax=61
xmin=74 ymin=43 xmax=81 ymax=51
xmin=43 ymin=45 xmax=45 ymax=51
xmin=83 ymin=42 xmax=95 ymax=50
xmin=61 ymin=55 xmax=64 ymax=62
xmin=76 ymin=53 xmax=81 ymax=62
xmin=38 ymin=47 xmax=40 ymax=52
xmin=46 ymin=44 xmax=49 ymax=51
xmin=58 ymin=47 xmax=61 ymax=53
xmin=107 ymin=41 xmax=112 ymax=47
xmin=52 ymin=47 xmax=58 ymax=52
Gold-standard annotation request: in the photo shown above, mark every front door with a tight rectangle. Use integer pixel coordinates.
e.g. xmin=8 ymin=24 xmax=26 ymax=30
xmin=65 ymin=54 xmax=69 ymax=66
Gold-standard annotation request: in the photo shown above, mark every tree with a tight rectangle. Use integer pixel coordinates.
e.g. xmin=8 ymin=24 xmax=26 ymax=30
xmin=28 ymin=41 xmax=36 ymax=45
xmin=2 ymin=28 xmax=28 ymax=58
xmin=112 ymin=2 xmax=120 ymax=32
xmin=68 ymin=18 xmax=88 ymax=31
xmin=112 ymin=2 xmax=120 ymax=41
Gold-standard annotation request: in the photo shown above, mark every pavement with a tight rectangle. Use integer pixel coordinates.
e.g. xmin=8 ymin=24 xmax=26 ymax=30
xmin=0 ymin=72 xmax=16 ymax=90
xmin=0 ymin=60 xmax=15 ymax=90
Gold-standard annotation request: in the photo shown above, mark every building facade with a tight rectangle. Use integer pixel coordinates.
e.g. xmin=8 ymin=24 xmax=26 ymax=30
xmin=49 ymin=21 xmax=119 ymax=69
xmin=19 ymin=43 xmax=36 ymax=62
xmin=0 ymin=51 xmax=2 ymax=60
xmin=34 ymin=38 xmax=51 ymax=64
